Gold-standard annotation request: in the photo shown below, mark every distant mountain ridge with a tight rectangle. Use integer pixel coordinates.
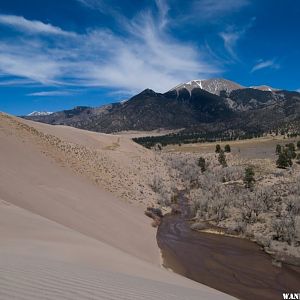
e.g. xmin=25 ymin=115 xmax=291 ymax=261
xmin=24 ymin=78 xmax=300 ymax=136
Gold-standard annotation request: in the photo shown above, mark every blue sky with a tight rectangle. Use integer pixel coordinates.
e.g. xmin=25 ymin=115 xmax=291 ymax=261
xmin=0 ymin=0 xmax=299 ymax=115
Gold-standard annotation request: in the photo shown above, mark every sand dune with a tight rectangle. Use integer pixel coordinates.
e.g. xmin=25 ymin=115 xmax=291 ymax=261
xmin=0 ymin=113 xmax=234 ymax=299
xmin=18 ymin=116 xmax=172 ymax=207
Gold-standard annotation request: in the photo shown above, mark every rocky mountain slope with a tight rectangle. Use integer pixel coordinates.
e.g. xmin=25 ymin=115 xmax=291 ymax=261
xmin=24 ymin=78 xmax=300 ymax=136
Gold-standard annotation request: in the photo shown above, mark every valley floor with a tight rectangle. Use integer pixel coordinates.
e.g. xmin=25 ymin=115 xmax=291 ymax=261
xmin=161 ymin=137 xmax=300 ymax=265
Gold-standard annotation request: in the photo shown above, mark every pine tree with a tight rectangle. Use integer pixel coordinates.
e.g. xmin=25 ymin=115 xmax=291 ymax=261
xmin=218 ymin=150 xmax=227 ymax=167
xmin=286 ymin=143 xmax=296 ymax=153
xmin=276 ymin=152 xmax=291 ymax=169
xmin=198 ymin=157 xmax=206 ymax=173
xmin=284 ymin=144 xmax=296 ymax=160
xmin=215 ymin=144 xmax=221 ymax=153
xmin=244 ymin=167 xmax=255 ymax=188
xmin=224 ymin=144 xmax=231 ymax=153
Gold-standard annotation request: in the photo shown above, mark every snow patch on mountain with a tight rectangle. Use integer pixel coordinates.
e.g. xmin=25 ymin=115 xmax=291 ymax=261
xmin=27 ymin=111 xmax=53 ymax=116
xmin=250 ymin=85 xmax=279 ymax=92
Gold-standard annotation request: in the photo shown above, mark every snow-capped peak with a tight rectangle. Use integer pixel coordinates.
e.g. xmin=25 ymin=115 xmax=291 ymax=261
xmin=27 ymin=111 xmax=53 ymax=116
xmin=171 ymin=78 xmax=244 ymax=96
xmin=170 ymin=78 xmax=282 ymax=96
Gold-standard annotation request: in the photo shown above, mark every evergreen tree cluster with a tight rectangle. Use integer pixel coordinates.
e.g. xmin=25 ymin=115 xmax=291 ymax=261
xmin=215 ymin=144 xmax=231 ymax=153
xmin=275 ymin=142 xmax=299 ymax=168
xmin=215 ymin=144 xmax=231 ymax=167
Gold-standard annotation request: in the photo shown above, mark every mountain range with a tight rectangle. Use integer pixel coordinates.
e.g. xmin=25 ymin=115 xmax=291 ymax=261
xmin=24 ymin=78 xmax=300 ymax=137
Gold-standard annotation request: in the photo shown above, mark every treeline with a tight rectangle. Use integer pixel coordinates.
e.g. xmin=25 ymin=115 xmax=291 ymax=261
xmin=272 ymin=119 xmax=300 ymax=137
xmin=133 ymin=131 xmax=264 ymax=148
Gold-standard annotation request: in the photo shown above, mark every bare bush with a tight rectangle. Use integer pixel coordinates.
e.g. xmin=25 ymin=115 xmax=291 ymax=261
xmin=150 ymin=175 xmax=164 ymax=193
xmin=157 ymin=190 xmax=172 ymax=207
xmin=190 ymin=222 xmax=208 ymax=231
xmin=145 ymin=207 xmax=163 ymax=228
xmin=226 ymin=221 xmax=246 ymax=235
xmin=272 ymin=216 xmax=296 ymax=245
xmin=190 ymin=184 xmax=230 ymax=222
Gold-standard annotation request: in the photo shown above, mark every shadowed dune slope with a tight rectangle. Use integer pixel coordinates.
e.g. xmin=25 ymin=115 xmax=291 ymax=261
xmin=0 ymin=113 xmax=234 ymax=300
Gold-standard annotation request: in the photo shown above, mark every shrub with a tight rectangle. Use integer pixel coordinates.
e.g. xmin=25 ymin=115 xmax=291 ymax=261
xmin=276 ymin=144 xmax=282 ymax=155
xmin=145 ymin=207 xmax=163 ymax=227
xmin=241 ymin=193 xmax=263 ymax=223
xmin=157 ymin=192 xmax=171 ymax=207
xmin=198 ymin=157 xmax=206 ymax=173
xmin=276 ymin=152 xmax=292 ymax=169
xmin=190 ymin=185 xmax=230 ymax=222
xmin=145 ymin=207 xmax=163 ymax=218
xmin=224 ymin=144 xmax=231 ymax=153
xmin=215 ymin=144 xmax=221 ymax=153
xmin=285 ymin=148 xmax=296 ymax=160
xmin=286 ymin=143 xmax=296 ymax=152
xmin=151 ymin=175 xmax=163 ymax=192
xmin=244 ymin=167 xmax=255 ymax=188
xmin=154 ymin=143 xmax=162 ymax=151
xmin=190 ymin=222 xmax=208 ymax=231
xmin=272 ymin=216 xmax=296 ymax=245
xmin=218 ymin=150 xmax=227 ymax=167
xmin=226 ymin=221 xmax=246 ymax=235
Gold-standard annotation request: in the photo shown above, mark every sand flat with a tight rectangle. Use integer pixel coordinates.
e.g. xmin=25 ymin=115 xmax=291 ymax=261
xmin=0 ymin=200 xmax=231 ymax=300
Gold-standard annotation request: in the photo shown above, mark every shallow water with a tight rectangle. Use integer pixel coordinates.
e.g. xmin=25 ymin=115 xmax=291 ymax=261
xmin=157 ymin=195 xmax=300 ymax=300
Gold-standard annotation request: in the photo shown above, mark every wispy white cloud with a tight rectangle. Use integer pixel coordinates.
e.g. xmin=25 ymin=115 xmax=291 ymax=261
xmin=219 ymin=31 xmax=241 ymax=60
xmin=76 ymin=0 xmax=104 ymax=10
xmin=0 ymin=14 xmax=76 ymax=36
xmin=0 ymin=78 xmax=35 ymax=86
xmin=251 ymin=59 xmax=280 ymax=73
xmin=193 ymin=0 xmax=249 ymax=19
xmin=27 ymin=90 xmax=75 ymax=96
xmin=76 ymin=0 xmax=123 ymax=21
xmin=219 ymin=18 xmax=255 ymax=60
xmin=0 ymin=42 xmax=63 ymax=84
xmin=155 ymin=0 xmax=170 ymax=29
xmin=105 ymin=89 xmax=134 ymax=99
xmin=0 ymin=12 xmax=219 ymax=92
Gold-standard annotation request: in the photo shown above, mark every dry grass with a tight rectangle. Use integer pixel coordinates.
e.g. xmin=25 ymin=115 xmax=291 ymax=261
xmin=164 ymin=136 xmax=299 ymax=159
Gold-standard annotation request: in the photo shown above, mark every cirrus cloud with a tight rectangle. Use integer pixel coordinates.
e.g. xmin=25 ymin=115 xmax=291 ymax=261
xmin=0 ymin=14 xmax=76 ymax=36
xmin=251 ymin=59 xmax=280 ymax=73
xmin=192 ymin=0 xmax=249 ymax=20
xmin=27 ymin=90 xmax=75 ymax=97
xmin=0 ymin=10 xmax=219 ymax=93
